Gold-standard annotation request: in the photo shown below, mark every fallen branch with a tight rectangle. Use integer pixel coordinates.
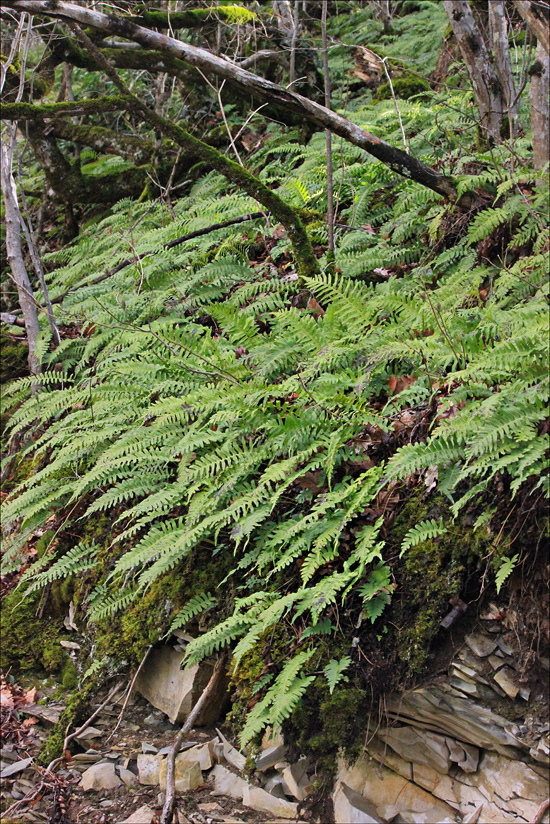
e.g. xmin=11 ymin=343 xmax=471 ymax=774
xmin=1 ymin=311 xmax=25 ymax=326
xmin=531 ymin=799 xmax=550 ymax=824
xmin=46 ymin=680 xmax=124 ymax=772
xmin=49 ymin=211 xmax=264 ymax=305
xmin=160 ymin=654 xmax=227 ymax=824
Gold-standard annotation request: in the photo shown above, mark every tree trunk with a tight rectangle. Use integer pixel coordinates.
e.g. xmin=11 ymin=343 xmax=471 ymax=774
xmin=2 ymin=0 xmax=457 ymax=199
xmin=443 ymin=0 xmax=505 ymax=142
xmin=488 ymin=0 xmax=519 ymax=136
xmin=321 ymin=0 xmax=334 ymax=258
xmin=529 ymin=42 xmax=549 ymax=171
xmin=514 ymin=0 xmax=550 ymax=56
xmin=0 ymin=137 xmax=41 ymax=375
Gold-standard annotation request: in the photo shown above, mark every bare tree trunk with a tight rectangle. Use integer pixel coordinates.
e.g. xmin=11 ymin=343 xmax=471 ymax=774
xmin=443 ymin=0 xmax=505 ymax=142
xmin=514 ymin=0 xmax=550 ymax=56
xmin=0 ymin=136 xmax=41 ymax=375
xmin=488 ymin=0 xmax=519 ymax=136
xmin=529 ymin=41 xmax=549 ymax=171
xmin=289 ymin=1 xmax=300 ymax=86
xmin=321 ymin=0 xmax=334 ymax=258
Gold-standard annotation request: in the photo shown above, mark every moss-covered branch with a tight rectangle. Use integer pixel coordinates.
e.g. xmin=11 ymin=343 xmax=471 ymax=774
xmin=127 ymin=7 xmax=244 ymax=29
xmin=51 ymin=121 xmax=157 ymax=165
xmin=0 ymin=95 xmax=133 ymax=120
xmin=71 ymin=24 xmax=319 ymax=281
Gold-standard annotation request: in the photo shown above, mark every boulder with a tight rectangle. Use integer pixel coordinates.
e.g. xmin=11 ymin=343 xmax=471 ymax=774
xmin=242 ymin=783 xmax=299 ymax=819
xmin=80 ymin=761 xmax=123 ymax=791
xmin=158 ymin=758 xmax=202 ymax=792
xmin=135 ymin=646 xmax=227 ymax=725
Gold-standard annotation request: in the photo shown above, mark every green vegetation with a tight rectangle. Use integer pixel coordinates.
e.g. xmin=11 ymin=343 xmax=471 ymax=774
xmin=1 ymin=0 xmax=548 ymax=754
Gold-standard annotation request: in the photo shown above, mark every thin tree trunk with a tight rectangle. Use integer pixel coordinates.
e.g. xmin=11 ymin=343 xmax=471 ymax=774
xmin=514 ymin=0 xmax=550 ymax=56
xmin=321 ymin=0 xmax=334 ymax=258
xmin=0 ymin=136 xmax=41 ymax=375
xmin=2 ymin=0 xmax=457 ymax=199
xmin=488 ymin=0 xmax=519 ymax=136
xmin=529 ymin=42 xmax=549 ymax=171
xmin=443 ymin=0 xmax=505 ymax=142
xmin=289 ymin=1 xmax=300 ymax=86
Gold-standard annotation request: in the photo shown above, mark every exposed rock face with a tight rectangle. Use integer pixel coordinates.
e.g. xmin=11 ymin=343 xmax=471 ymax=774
xmin=134 ymin=646 xmax=227 ymax=725
xmin=333 ymin=625 xmax=549 ymax=823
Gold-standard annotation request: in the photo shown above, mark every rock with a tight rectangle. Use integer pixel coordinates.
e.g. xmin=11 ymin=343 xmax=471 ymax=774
xmin=488 ymin=654 xmax=506 ymax=671
xmin=255 ymin=743 xmax=287 ymax=771
xmin=184 ymin=741 xmax=214 ymax=771
xmin=119 ymin=804 xmax=156 ymax=824
xmin=0 ymin=757 xmax=33 ymax=778
xmin=264 ymin=775 xmax=289 ymax=799
xmin=81 ymin=762 xmax=123 ymax=791
xmin=282 ymin=759 xmax=312 ymax=801
xmin=458 ymin=743 xmax=479 ymax=773
xmin=19 ymin=704 xmax=61 ymax=726
xmin=496 ymin=637 xmax=514 ymax=656
xmin=158 ymin=758 xmax=202 ymax=792
xmin=216 ymin=728 xmax=246 ymax=771
xmin=379 ymin=726 xmax=451 ymax=773
xmin=385 ymin=686 xmax=524 ymax=756
xmin=118 ymin=767 xmax=139 ymax=788
xmin=144 ymin=713 xmax=164 ymax=727
xmin=335 ymin=755 xmax=458 ymax=824
xmin=75 ymin=726 xmax=103 ymax=741
xmin=135 ymin=646 xmax=228 ymax=725
xmin=333 ymin=783 xmax=384 ymax=823
xmin=142 ymin=742 xmax=158 ymax=753
xmin=493 ymin=667 xmax=520 ymax=699
xmin=261 ymin=726 xmax=285 ymax=749
xmin=464 ymin=633 xmax=497 ymax=658
xmin=72 ymin=751 xmax=104 ymax=764
xmin=242 ymin=783 xmax=299 ymax=819
xmin=519 ymin=687 xmax=531 ymax=701
xmin=209 ymin=764 xmax=249 ymax=800
xmin=462 ymin=805 xmax=483 ymax=823
xmin=137 ymin=753 xmax=163 ymax=785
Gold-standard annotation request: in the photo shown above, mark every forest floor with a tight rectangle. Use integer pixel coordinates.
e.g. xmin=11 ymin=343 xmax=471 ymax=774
xmin=1 ymin=676 xmax=288 ymax=824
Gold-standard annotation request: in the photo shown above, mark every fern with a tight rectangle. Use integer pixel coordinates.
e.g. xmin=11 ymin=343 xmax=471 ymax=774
xmin=323 ymin=656 xmax=352 ymax=694
xmin=495 ymin=554 xmax=519 ymax=594
xmin=400 ymin=519 xmax=448 ymax=557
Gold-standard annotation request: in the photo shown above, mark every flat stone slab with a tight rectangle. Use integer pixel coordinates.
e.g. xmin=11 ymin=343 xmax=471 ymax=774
xmin=135 ymin=646 xmax=227 ymax=725
xmin=80 ymin=762 xmax=123 ymax=791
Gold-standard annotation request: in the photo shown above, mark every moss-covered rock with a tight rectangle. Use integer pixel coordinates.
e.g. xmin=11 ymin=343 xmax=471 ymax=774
xmin=373 ymin=74 xmax=430 ymax=101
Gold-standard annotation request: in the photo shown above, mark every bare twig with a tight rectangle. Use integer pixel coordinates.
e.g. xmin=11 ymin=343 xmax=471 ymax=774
xmin=160 ymin=655 xmax=227 ymax=824
xmin=321 ymin=1 xmax=335 ymax=257
xmin=530 ymin=798 xmax=550 ymax=824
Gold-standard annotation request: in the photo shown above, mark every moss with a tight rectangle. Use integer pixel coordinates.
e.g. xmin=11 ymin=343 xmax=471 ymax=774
xmin=36 ymin=683 xmax=95 ymax=766
xmin=61 ymin=660 xmax=79 ymax=690
xmin=0 ymin=589 xmax=67 ymax=675
xmin=373 ymin=74 xmax=430 ymax=101
xmin=388 ymin=492 xmax=490 ymax=675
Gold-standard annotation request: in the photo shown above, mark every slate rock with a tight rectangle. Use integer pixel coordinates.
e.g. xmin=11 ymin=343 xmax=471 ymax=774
xmin=158 ymin=758 xmax=202 ymax=792
xmin=0 ymin=757 xmax=33 ymax=779
xmin=118 ymin=767 xmax=139 ymax=788
xmin=209 ymin=764 xmax=248 ymax=800
xmin=255 ymin=743 xmax=287 ymax=771
xmin=464 ymin=633 xmax=498 ymax=658
xmin=119 ymin=804 xmax=155 ymax=824
xmin=242 ymin=783 xmax=299 ymax=819
xmin=135 ymin=646 xmax=228 ymax=725
xmin=493 ymin=667 xmax=520 ymax=699
xmin=137 ymin=753 xmax=162 ymax=785
xmin=81 ymin=761 xmax=123 ymax=791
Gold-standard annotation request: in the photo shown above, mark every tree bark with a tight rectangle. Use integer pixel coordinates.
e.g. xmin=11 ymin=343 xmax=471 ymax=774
xmin=488 ymin=0 xmax=520 ymax=136
xmin=321 ymin=0 xmax=334 ymax=257
xmin=443 ymin=0 xmax=505 ymax=142
xmin=0 ymin=137 xmax=41 ymax=375
xmin=1 ymin=0 xmax=457 ymax=199
xmin=514 ymin=0 xmax=550 ymax=55
xmin=529 ymin=42 xmax=550 ymax=171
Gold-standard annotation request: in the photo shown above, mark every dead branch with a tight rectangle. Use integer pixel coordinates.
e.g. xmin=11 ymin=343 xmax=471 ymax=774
xmin=160 ymin=655 xmax=227 ymax=824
